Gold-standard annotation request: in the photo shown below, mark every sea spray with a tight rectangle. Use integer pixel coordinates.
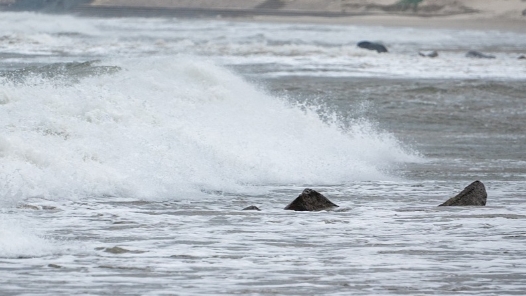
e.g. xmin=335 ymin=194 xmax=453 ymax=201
xmin=0 ymin=57 xmax=419 ymax=202
xmin=0 ymin=213 xmax=58 ymax=258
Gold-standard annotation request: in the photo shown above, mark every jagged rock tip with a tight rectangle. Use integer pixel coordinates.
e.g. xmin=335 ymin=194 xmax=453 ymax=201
xmin=284 ymin=188 xmax=339 ymax=211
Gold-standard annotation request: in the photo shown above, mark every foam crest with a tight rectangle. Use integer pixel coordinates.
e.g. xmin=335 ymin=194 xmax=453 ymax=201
xmin=0 ymin=214 xmax=57 ymax=258
xmin=0 ymin=57 xmax=419 ymax=202
xmin=0 ymin=12 xmax=99 ymax=35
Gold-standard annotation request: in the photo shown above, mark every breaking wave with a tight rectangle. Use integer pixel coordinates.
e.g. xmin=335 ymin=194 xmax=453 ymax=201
xmin=0 ymin=57 xmax=419 ymax=202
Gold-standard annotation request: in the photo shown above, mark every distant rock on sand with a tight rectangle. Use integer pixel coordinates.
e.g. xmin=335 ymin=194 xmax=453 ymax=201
xmin=466 ymin=50 xmax=495 ymax=59
xmin=357 ymin=41 xmax=388 ymax=53
xmin=439 ymin=180 xmax=487 ymax=206
xmin=284 ymin=188 xmax=339 ymax=211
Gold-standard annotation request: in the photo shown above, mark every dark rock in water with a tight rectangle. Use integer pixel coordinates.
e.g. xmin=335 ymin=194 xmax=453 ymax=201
xmin=439 ymin=181 xmax=487 ymax=206
xmin=419 ymin=50 xmax=438 ymax=58
xmin=523 ymin=9 xmax=526 ymax=16
xmin=98 ymin=246 xmax=145 ymax=254
xmin=48 ymin=264 xmax=62 ymax=269
xmin=466 ymin=50 xmax=496 ymax=59
xmin=242 ymin=205 xmax=261 ymax=211
xmin=103 ymin=246 xmax=131 ymax=254
xmin=284 ymin=188 xmax=338 ymax=211
xmin=357 ymin=41 xmax=388 ymax=53
xmin=518 ymin=55 xmax=526 ymax=60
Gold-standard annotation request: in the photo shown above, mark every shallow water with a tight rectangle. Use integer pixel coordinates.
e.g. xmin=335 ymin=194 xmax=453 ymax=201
xmin=1 ymin=12 xmax=526 ymax=295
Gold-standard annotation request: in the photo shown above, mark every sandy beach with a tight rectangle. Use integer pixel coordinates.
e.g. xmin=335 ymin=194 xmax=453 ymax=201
xmin=1 ymin=0 xmax=525 ymax=31
xmin=79 ymin=0 xmax=526 ymax=32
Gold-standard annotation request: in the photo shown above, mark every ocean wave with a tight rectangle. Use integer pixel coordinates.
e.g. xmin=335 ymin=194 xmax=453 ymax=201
xmin=0 ymin=56 xmax=420 ymax=203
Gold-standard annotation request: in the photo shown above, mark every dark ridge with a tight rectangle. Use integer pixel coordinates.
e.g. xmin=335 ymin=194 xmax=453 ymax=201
xmin=466 ymin=50 xmax=496 ymax=59
xmin=3 ymin=0 xmax=93 ymax=12
xmin=0 ymin=61 xmax=120 ymax=84
xmin=256 ymin=0 xmax=286 ymax=10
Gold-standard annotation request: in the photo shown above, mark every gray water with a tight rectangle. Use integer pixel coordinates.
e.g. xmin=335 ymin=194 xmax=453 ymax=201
xmin=262 ymin=77 xmax=526 ymax=181
xmin=1 ymin=12 xmax=526 ymax=295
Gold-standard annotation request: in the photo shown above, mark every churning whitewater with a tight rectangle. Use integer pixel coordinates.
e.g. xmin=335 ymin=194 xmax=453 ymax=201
xmin=0 ymin=57 xmax=417 ymax=202
xmin=1 ymin=11 xmax=526 ymax=295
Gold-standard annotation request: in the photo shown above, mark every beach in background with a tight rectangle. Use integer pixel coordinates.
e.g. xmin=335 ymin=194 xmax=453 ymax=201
xmin=2 ymin=0 xmax=526 ymax=31
xmin=1 ymin=1 xmax=526 ymax=295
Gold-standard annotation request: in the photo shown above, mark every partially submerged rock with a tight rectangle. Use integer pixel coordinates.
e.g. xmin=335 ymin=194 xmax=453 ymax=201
xmin=97 ymin=246 xmax=145 ymax=254
xmin=242 ymin=205 xmax=261 ymax=211
xmin=419 ymin=50 xmax=438 ymax=58
xmin=518 ymin=55 xmax=526 ymax=60
xmin=466 ymin=50 xmax=495 ymax=59
xmin=103 ymin=246 xmax=131 ymax=254
xmin=284 ymin=188 xmax=338 ymax=211
xmin=439 ymin=180 xmax=487 ymax=206
xmin=48 ymin=264 xmax=62 ymax=269
xmin=357 ymin=41 xmax=388 ymax=53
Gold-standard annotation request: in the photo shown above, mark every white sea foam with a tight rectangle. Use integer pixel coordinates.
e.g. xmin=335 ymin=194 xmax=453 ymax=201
xmin=1 ymin=12 xmax=526 ymax=79
xmin=0 ymin=11 xmax=99 ymax=35
xmin=0 ymin=213 xmax=58 ymax=258
xmin=0 ymin=12 xmax=525 ymax=295
xmin=0 ymin=57 xmax=418 ymax=202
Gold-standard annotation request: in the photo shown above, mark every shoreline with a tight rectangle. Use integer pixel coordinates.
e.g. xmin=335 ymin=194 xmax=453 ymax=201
xmin=2 ymin=0 xmax=526 ymax=33
xmin=72 ymin=4 xmax=526 ymax=33
xmin=76 ymin=0 xmax=526 ymax=33
xmin=243 ymin=14 xmax=526 ymax=33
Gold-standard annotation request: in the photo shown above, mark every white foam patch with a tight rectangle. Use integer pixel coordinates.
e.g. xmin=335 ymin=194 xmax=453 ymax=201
xmin=0 ymin=57 xmax=419 ymax=201
xmin=0 ymin=214 xmax=57 ymax=258
xmin=2 ymin=13 xmax=526 ymax=79
xmin=0 ymin=11 xmax=99 ymax=35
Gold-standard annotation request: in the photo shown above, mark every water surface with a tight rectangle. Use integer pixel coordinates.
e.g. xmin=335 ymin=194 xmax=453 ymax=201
xmin=1 ymin=12 xmax=525 ymax=295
